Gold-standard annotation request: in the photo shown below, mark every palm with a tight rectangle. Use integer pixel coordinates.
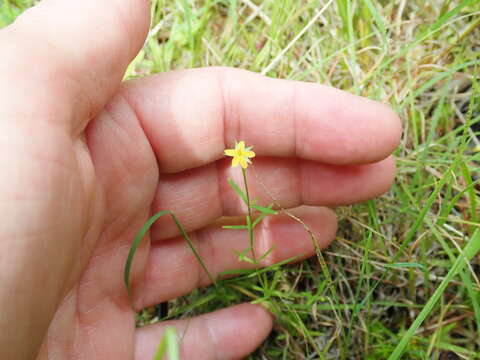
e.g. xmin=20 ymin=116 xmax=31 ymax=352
xmin=34 ymin=87 xmax=158 ymax=359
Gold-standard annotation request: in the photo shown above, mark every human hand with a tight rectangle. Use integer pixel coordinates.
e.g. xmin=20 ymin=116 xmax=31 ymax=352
xmin=0 ymin=0 xmax=402 ymax=359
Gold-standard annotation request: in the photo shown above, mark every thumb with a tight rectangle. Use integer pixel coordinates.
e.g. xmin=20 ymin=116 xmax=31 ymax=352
xmin=0 ymin=0 xmax=150 ymax=135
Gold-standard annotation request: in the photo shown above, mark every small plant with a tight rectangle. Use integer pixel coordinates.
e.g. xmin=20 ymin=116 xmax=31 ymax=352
xmin=123 ymin=140 xmax=275 ymax=298
xmin=223 ymin=141 xmax=278 ymax=265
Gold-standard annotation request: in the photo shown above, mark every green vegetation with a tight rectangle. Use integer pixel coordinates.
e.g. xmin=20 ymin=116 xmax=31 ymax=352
xmin=2 ymin=0 xmax=479 ymax=358
xmin=153 ymin=327 xmax=180 ymax=360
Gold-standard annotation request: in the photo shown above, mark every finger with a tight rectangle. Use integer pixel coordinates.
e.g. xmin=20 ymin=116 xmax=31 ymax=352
xmin=136 ymin=206 xmax=337 ymax=307
xmin=0 ymin=0 xmax=149 ymax=133
xmin=150 ymin=156 xmax=394 ymax=240
xmin=135 ymin=304 xmax=272 ymax=360
xmin=121 ymin=67 xmax=402 ymax=172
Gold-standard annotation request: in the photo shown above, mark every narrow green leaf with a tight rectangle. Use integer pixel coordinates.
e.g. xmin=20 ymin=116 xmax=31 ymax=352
xmin=233 ymin=248 xmax=254 ymax=264
xmin=124 ymin=210 xmax=170 ymax=300
xmin=463 ymin=230 xmax=480 ymax=259
xmin=404 ymin=61 xmax=476 ymax=108
xmin=429 ymin=220 xmax=480 ymax=330
xmin=363 ymin=0 xmax=478 ymax=84
xmin=460 ymin=158 xmax=478 ymax=228
xmin=170 ymin=212 xmax=216 ymax=284
xmin=258 ymin=245 xmax=276 ymax=262
xmin=124 ymin=210 xmax=215 ymax=304
xmin=362 ymin=0 xmax=387 ymax=46
xmin=359 ymin=166 xmax=453 ymax=312
xmin=251 ymin=204 xmax=278 ymax=215
xmin=437 ymin=179 xmax=480 ymax=227
xmin=227 ymin=178 xmax=248 ymax=205
xmin=388 ymin=229 xmax=480 ymax=359
xmin=153 ymin=327 xmax=179 ymax=360
xmin=383 ymin=262 xmax=425 ymax=269
xmin=222 ymin=225 xmax=249 ymax=230
xmin=252 ymin=213 xmax=268 ymax=228
xmin=165 ymin=327 xmax=179 ymax=360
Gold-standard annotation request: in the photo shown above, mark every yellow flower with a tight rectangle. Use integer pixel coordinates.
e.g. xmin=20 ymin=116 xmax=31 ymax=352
xmin=224 ymin=141 xmax=256 ymax=169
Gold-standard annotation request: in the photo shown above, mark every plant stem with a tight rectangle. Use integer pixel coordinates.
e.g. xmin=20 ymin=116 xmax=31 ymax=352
xmin=241 ymin=167 xmax=256 ymax=264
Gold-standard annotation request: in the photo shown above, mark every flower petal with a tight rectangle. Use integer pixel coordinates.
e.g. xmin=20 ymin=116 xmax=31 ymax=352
xmin=239 ymin=157 xmax=248 ymax=169
xmin=246 ymin=151 xmax=255 ymax=158
xmin=232 ymin=157 xmax=240 ymax=167
xmin=237 ymin=141 xmax=245 ymax=152
xmin=224 ymin=149 xmax=236 ymax=157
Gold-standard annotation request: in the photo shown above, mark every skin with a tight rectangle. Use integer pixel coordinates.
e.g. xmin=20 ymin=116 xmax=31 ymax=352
xmin=0 ymin=0 xmax=402 ymax=359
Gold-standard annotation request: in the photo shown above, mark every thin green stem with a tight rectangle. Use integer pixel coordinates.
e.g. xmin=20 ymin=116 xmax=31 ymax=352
xmin=124 ymin=210 xmax=216 ymax=305
xmin=241 ymin=167 xmax=256 ymax=263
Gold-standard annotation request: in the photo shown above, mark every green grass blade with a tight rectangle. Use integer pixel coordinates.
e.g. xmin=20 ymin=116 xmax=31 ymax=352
xmin=362 ymin=0 xmax=478 ymax=83
xmin=169 ymin=212 xmax=216 ymax=284
xmin=388 ymin=229 xmax=480 ymax=359
xmin=124 ymin=210 xmax=170 ymax=300
xmin=428 ymin=220 xmax=480 ymax=331
xmin=124 ymin=210 xmax=215 ymax=303
xmin=383 ymin=262 xmax=425 ymax=269
xmin=402 ymin=60 xmax=476 ymax=109
xmin=357 ymin=165 xmax=453 ymax=313
xmin=153 ymin=327 xmax=179 ymax=360
xmin=362 ymin=0 xmax=387 ymax=46
xmin=459 ymin=162 xmax=479 ymax=228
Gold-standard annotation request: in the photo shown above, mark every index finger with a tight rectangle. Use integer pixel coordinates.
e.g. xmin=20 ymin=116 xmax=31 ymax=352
xmin=122 ymin=67 xmax=402 ymax=172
